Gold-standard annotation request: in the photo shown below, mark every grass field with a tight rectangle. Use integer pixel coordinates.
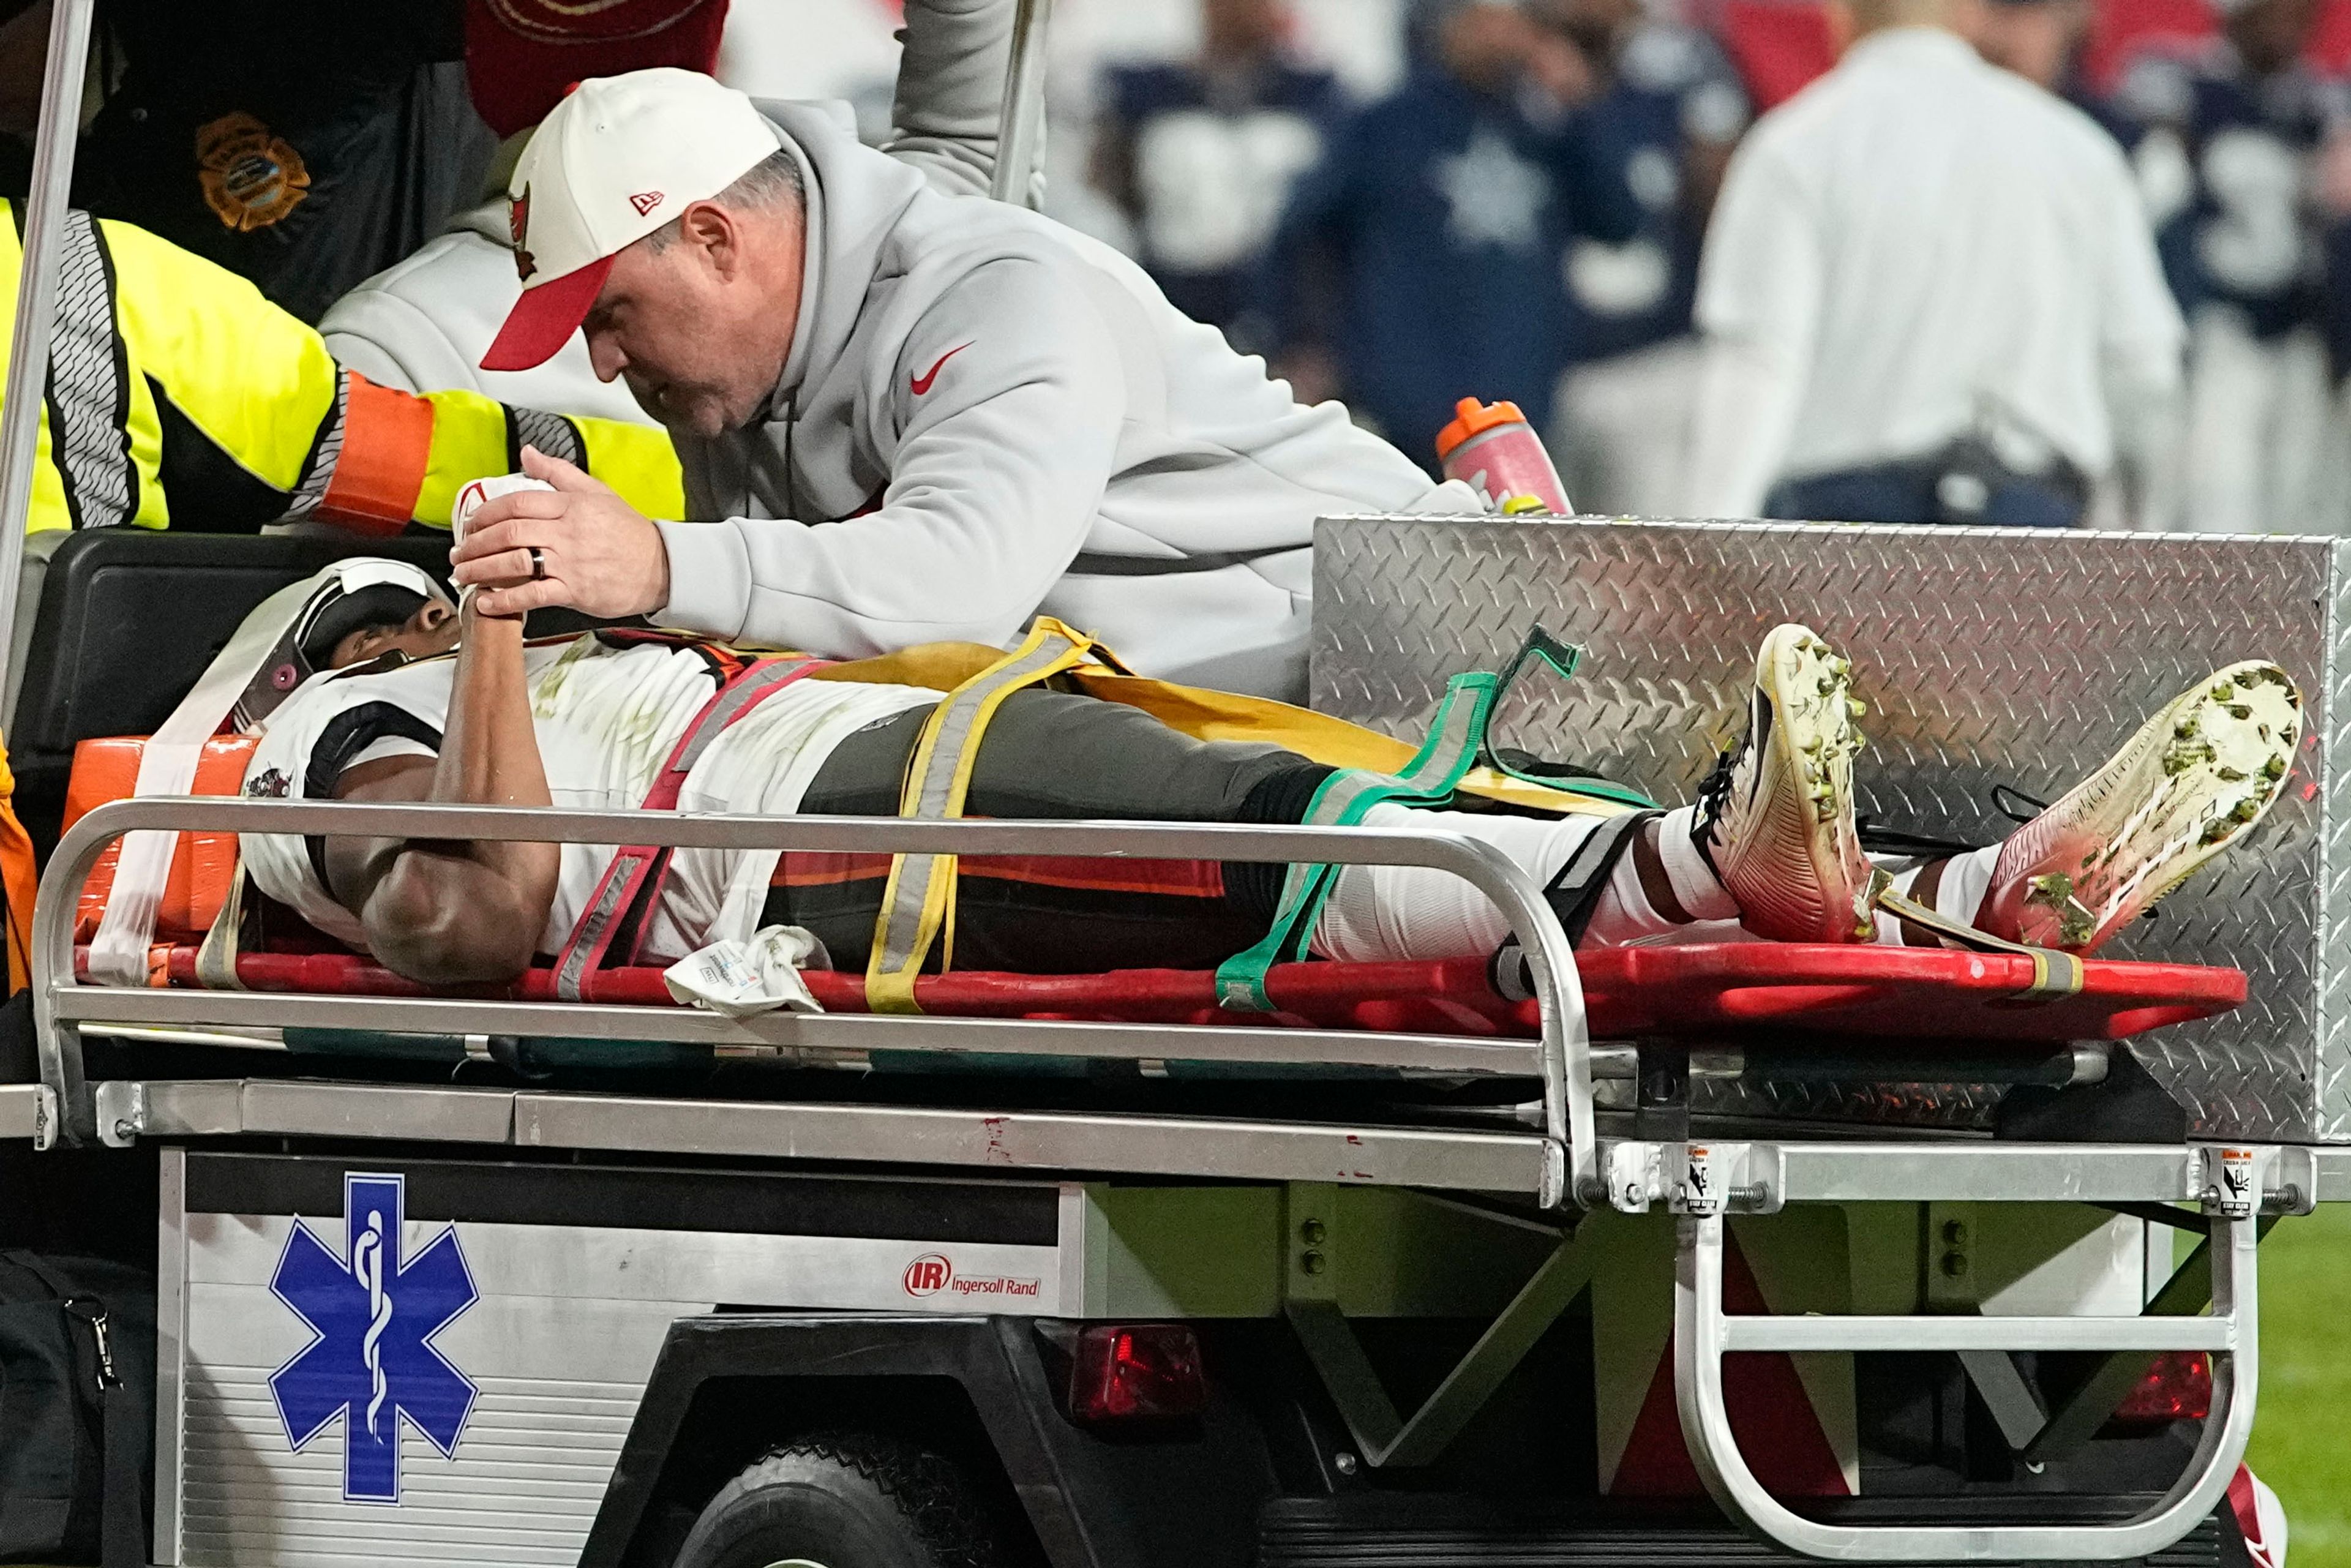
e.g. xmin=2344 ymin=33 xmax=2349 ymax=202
xmin=2244 ymin=1204 xmax=2351 ymax=1566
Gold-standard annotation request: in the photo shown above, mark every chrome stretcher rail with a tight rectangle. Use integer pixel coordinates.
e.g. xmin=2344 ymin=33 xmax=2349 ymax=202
xmin=37 ymin=796 xmax=1595 ymax=1199
xmin=1599 ymin=1138 xmax=2327 ymax=1212
xmin=90 ymin=1078 xmax=1561 ymax=1195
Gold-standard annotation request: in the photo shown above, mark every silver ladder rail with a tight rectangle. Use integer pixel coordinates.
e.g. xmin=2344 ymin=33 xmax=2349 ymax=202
xmin=1671 ymin=1180 xmax=2263 ymax=1562
xmin=36 ymin=795 xmax=1600 ymax=1201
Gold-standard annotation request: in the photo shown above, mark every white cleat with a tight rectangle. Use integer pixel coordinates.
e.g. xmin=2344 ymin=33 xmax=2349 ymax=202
xmin=1978 ymin=661 xmax=2302 ymax=954
xmin=1693 ymin=623 xmax=1876 ymax=943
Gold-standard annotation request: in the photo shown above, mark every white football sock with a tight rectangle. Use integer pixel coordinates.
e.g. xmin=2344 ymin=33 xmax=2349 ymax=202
xmin=1654 ymin=804 xmax=1739 ymax=921
xmin=1581 ymin=844 xmax=1690 ymax=947
xmin=1867 ymin=846 xmax=2001 ymax=944
xmin=1309 ymin=804 xmax=1606 ymax=962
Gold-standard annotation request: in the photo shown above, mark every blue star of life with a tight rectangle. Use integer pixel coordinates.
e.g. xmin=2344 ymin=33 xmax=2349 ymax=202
xmin=269 ymin=1173 xmax=479 ymax=1502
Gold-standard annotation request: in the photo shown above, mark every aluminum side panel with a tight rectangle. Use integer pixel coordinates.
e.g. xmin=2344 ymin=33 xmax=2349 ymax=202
xmin=175 ymin=1203 xmax=1061 ymax=1567
xmin=1313 ymin=518 xmax=2337 ymax=1140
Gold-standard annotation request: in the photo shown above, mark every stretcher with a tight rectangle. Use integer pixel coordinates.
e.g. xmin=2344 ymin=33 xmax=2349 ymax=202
xmin=13 ymin=520 xmax=2351 ymax=1568
xmin=83 ymin=939 xmax=2247 ymax=1048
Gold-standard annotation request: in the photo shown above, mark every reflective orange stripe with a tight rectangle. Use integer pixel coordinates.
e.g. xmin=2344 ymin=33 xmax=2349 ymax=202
xmin=318 ymin=373 xmax=432 ymax=535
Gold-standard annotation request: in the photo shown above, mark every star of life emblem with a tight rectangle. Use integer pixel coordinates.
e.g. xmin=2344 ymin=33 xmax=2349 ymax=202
xmin=269 ymin=1174 xmax=480 ymax=1502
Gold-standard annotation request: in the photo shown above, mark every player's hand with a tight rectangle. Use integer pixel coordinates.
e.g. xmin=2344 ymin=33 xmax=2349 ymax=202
xmin=449 ymin=445 xmax=671 ymax=620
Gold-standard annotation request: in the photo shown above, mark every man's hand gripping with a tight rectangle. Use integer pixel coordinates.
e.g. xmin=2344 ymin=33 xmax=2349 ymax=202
xmin=451 ymin=443 xmax=673 ymax=620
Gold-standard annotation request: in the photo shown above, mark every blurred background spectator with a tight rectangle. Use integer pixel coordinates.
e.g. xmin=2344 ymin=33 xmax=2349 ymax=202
xmin=1545 ymin=0 xmax=1751 ymax=512
xmin=1051 ymin=0 xmax=2351 ymax=528
xmin=2 ymin=0 xmax=2337 ymax=528
xmin=1682 ymin=0 xmax=2187 ymax=528
xmin=1253 ymin=0 xmax=1641 ymax=467
xmin=1090 ymin=0 xmax=1342 ymax=348
xmin=2107 ymin=0 xmax=2351 ymax=532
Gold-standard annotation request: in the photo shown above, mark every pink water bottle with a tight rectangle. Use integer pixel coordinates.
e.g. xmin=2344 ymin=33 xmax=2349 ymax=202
xmin=1435 ymin=397 xmax=1573 ymax=516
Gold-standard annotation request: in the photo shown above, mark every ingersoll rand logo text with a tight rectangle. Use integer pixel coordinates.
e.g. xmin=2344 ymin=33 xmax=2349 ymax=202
xmin=901 ymin=1253 xmax=1041 ymax=1300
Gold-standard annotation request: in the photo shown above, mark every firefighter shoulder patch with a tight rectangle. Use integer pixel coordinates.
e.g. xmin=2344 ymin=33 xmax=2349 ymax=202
xmin=197 ymin=112 xmax=310 ymax=233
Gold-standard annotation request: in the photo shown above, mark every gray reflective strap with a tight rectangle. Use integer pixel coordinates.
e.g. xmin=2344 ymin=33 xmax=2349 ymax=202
xmin=869 ymin=631 xmax=1081 ymax=982
xmin=46 ymin=210 xmax=133 ymax=530
xmin=673 ymin=659 xmax=815 ymax=773
xmin=508 ymin=406 xmax=585 ymax=471
xmin=282 ymin=373 xmax=350 ymax=519
xmin=554 ymin=863 xmax=638 ymax=1000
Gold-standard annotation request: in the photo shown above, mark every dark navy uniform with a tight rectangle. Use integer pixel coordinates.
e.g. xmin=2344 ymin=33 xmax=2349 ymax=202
xmin=1261 ymin=66 xmax=1643 ymax=463
xmin=2112 ymin=45 xmax=2351 ymax=339
xmin=1562 ymin=21 xmax=1750 ymax=363
xmin=1098 ymin=57 xmax=1343 ymax=345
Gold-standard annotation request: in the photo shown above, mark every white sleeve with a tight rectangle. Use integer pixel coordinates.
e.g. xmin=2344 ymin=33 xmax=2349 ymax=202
xmin=318 ymin=287 xmax=482 ymax=397
xmin=2092 ymin=144 xmax=2189 ymax=528
xmin=883 ymin=0 xmax=1042 ymax=202
xmin=1684 ymin=137 xmax=1821 ymax=517
xmin=653 ymin=258 xmax=1126 ymax=653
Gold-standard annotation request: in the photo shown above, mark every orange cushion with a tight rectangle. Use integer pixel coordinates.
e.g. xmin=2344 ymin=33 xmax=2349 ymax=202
xmin=65 ymin=735 xmax=257 ymax=942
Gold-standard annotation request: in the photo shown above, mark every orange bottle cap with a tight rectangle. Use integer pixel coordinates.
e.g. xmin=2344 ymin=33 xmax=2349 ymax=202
xmin=1434 ymin=397 xmax=1527 ymax=460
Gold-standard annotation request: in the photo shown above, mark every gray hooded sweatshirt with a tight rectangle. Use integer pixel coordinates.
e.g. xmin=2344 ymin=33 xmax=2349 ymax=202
xmin=654 ymin=105 xmax=1475 ymax=702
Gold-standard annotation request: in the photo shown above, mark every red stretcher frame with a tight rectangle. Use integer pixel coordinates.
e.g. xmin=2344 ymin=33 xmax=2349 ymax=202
xmin=95 ymin=941 xmax=2248 ymax=1046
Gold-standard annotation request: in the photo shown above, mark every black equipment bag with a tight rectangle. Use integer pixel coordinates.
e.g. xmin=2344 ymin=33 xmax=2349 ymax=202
xmin=0 ymin=1253 xmax=154 ymax=1566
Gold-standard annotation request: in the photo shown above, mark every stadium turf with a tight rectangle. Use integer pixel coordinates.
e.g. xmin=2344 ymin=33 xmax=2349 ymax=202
xmin=2245 ymin=1203 xmax=2351 ymax=1566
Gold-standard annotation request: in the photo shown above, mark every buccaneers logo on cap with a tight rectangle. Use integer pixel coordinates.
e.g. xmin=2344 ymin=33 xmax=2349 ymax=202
xmin=509 ymin=186 xmax=536 ymax=283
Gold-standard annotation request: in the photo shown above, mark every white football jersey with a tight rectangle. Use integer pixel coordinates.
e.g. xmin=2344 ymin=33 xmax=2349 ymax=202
xmin=240 ymin=635 xmax=939 ymax=961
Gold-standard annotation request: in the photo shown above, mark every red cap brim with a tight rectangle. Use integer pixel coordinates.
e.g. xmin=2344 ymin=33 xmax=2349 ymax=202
xmin=481 ymin=254 xmax=616 ymax=373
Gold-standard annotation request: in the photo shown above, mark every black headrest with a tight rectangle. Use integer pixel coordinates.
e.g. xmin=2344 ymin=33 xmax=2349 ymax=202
xmin=10 ymin=530 xmax=456 ymax=853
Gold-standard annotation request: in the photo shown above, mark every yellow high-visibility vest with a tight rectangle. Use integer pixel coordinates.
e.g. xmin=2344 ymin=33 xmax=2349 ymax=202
xmin=0 ymin=202 xmax=683 ymax=535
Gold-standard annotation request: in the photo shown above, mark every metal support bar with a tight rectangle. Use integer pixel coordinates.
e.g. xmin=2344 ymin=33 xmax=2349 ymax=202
xmin=37 ymin=796 xmax=1595 ymax=1198
xmin=1288 ymin=1236 xmax=1591 ymax=1468
xmin=988 ymin=0 xmax=1051 ymax=206
xmin=0 ymin=0 xmax=94 ymax=659
xmin=1700 ymin=1141 xmax=2212 ymax=1210
xmin=1720 ymin=1315 xmax=2234 ymax=1354
xmin=0 ymin=1082 xmax=52 ymax=1142
xmin=1674 ymin=1211 xmax=2260 ymax=1561
xmin=92 ymin=1078 xmax=1560 ymax=1194
xmin=1956 ymin=1350 xmax=2047 ymax=1456
xmin=54 ymin=986 xmax=1536 ymax=1076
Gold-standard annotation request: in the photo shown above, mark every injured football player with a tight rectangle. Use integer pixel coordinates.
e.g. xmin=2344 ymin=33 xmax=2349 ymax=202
xmin=233 ymin=563 xmax=2302 ymax=988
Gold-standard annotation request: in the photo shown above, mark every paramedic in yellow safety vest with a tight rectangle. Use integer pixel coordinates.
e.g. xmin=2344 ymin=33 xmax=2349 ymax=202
xmin=0 ymin=201 xmax=682 ymax=537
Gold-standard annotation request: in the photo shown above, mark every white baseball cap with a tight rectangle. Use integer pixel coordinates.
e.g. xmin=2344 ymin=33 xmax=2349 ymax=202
xmin=482 ymin=67 xmax=783 ymax=373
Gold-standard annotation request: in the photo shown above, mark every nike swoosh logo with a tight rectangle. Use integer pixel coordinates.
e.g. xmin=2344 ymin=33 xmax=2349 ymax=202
xmin=910 ymin=342 xmax=973 ymax=396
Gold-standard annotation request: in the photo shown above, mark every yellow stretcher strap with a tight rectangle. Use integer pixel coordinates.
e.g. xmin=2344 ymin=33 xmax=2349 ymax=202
xmin=863 ymin=618 xmax=1107 ymax=1014
xmin=807 ymin=650 xmax=1637 ymax=819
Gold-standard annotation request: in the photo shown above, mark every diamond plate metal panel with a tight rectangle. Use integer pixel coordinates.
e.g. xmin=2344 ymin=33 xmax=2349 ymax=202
xmin=1313 ymin=517 xmax=2341 ymax=1142
xmin=1693 ymin=1076 xmax=2008 ymax=1133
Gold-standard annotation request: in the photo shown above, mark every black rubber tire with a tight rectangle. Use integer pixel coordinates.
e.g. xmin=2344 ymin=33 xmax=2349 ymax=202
xmin=671 ymin=1433 xmax=1003 ymax=1568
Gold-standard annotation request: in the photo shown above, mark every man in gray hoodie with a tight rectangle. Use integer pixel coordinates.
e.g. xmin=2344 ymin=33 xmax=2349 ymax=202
xmin=451 ymin=69 xmax=1479 ymax=702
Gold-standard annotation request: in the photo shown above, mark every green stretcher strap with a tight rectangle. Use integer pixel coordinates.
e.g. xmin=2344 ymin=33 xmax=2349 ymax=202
xmin=1215 ymin=624 xmax=1651 ymax=1013
xmin=1214 ymin=669 xmax=1499 ymax=1012
xmin=1481 ymin=628 xmax=1659 ymax=810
